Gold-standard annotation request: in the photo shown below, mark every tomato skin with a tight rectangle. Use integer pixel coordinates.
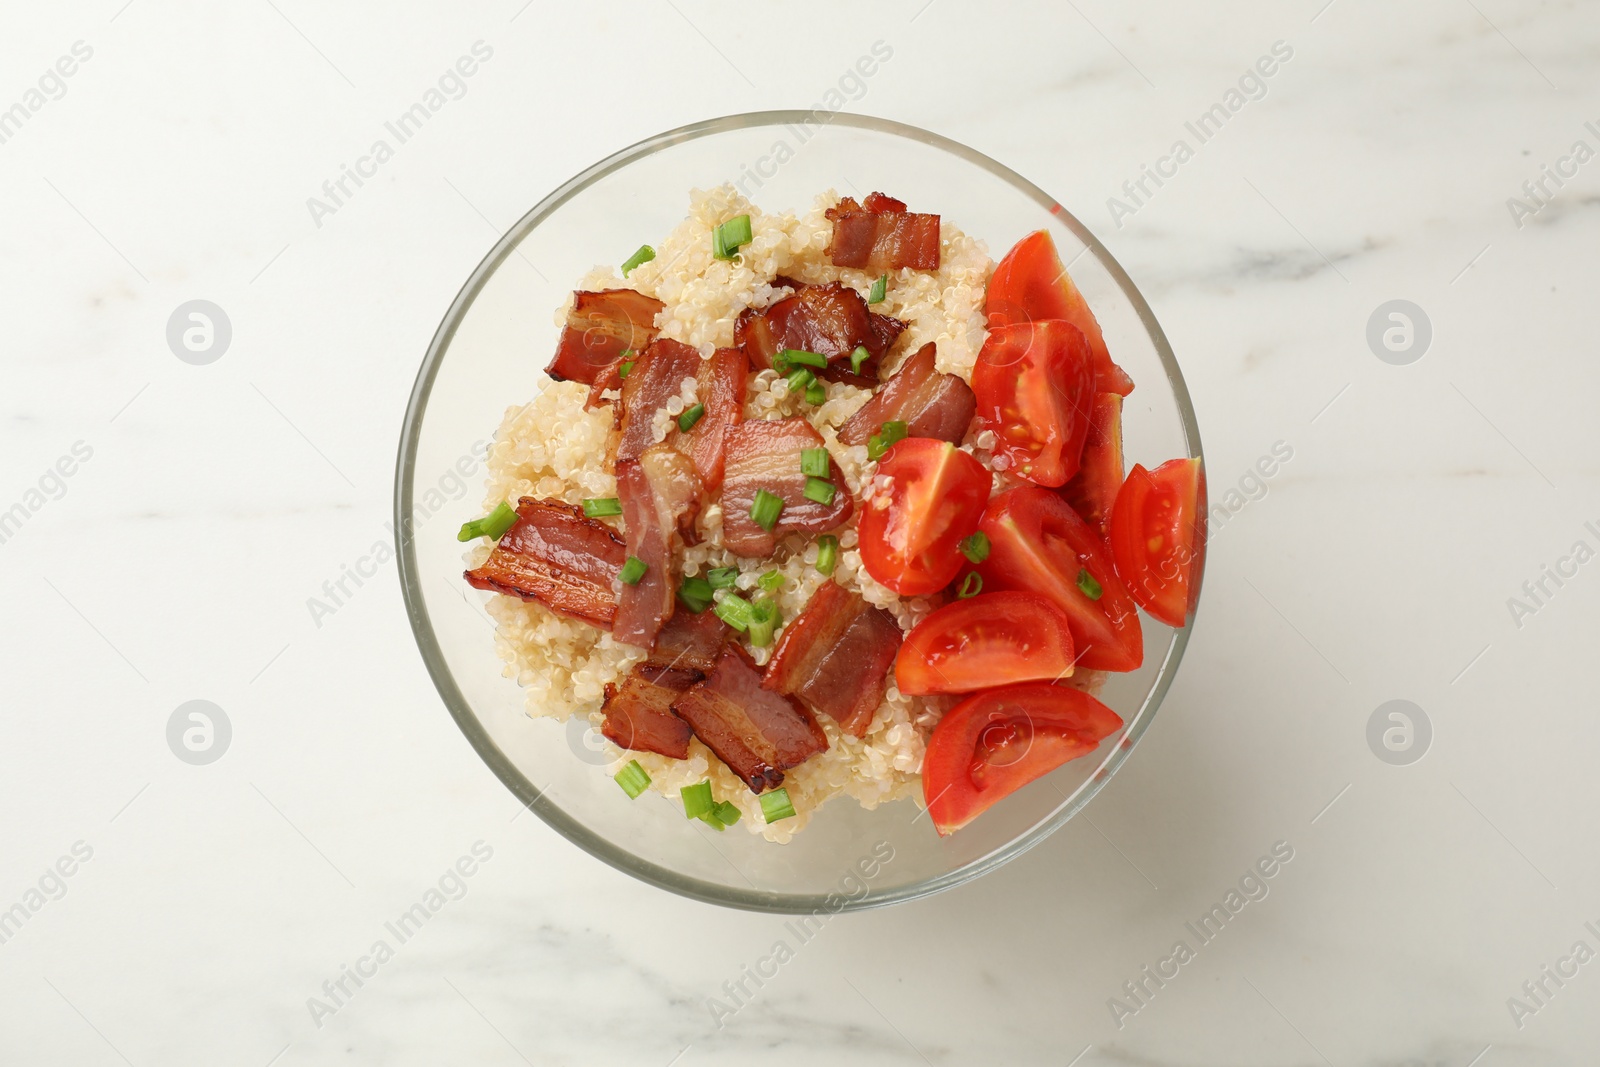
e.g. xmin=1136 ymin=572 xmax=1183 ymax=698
xmin=859 ymin=438 xmax=990 ymax=596
xmin=923 ymin=682 xmax=1124 ymax=835
xmin=985 ymin=230 xmax=1135 ymax=397
xmin=976 ymin=487 xmax=1143 ymax=672
xmin=895 ymin=591 xmax=1076 ymax=695
xmin=1059 ymin=392 xmax=1124 ymax=536
xmin=1109 ymin=459 xmax=1205 ymax=628
xmin=973 ymin=321 xmax=1095 ymax=488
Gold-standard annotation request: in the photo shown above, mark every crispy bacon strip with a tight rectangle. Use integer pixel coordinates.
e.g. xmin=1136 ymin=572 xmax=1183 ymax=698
xmin=546 ymin=289 xmax=665 ymax=385
xmin=584 ymin=354 xmax=627 ymax=414
xmin=671 ymin=645 xmax=828 ymax=793
xmin=666 ymin=345 xmax=747 ymax=493
xmin=615 ymin=337 xmax=705 ymax=468
xmin=600 ymin=667 xmax=695 ymax=759
xmin=464 ymin=498 xmax=624 ymax=627
xmin=734 ymin=282 xmax=906 ymax=381
xmin=837 ymin=343 xmax=976 ymax=447
xmin=719 ymin=417 xmax=854 ymax=557
xmin=826 ymin=194 xmax=940 ymax=272
xmin=763 ymin=580 xmax=902 ymax=736
xmin=614 ymin=445 xmax=702 ymax=649
xmin=648 ymin=607 xmax=728 ymax=676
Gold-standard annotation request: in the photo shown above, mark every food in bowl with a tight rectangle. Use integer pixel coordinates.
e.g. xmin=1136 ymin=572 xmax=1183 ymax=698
xmin=459 ymin=187 xmax=1203 ymax=841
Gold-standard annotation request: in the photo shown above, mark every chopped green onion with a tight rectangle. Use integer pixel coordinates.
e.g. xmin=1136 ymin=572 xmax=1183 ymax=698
xmin=750 ymin=488 xmax=783 ymax=531
xmin=621 ymin=245 xmax=655 ymax=275
xmin=457 ymin=500 xmax=519 ymax=542
xmin=678 ymin=576 xmax=714 ymax=613
xmin=706 ymin=567 xmax=739 ymax=590
xmin=583 ymin=497 xmax=622 ymax=518
xmin=712 ymin=214 xmax=753 ymax=260
xmin=959 ymin=531 xmax=991 ymax=564
xmin=868 ymin=273 xmax=888 ymax=304
xmin=957 ymin=572 xmax=983 ymax=599
xmin=618 ymin=359 xmax=635 ymax=379
xmin=714 ymin=593 xmax=756 ymax=632
xmin=801 ymin=447 xmax=831 ymax=478
xmin=867 ymin=420 xmax=910 ymax=461
xmin=759 ymin=787 xmax=797 ymax=823
xmin=816 ymin=535 xmax=838 ymax=575
xmin=779 ymin=349 xmax=826 ymax=369
xmin=805 ymin=381 xmax=827 ymax=405
xmin=710 ymin=800 xmax=741 ymax=827
xmin=681 ymin=781 xmax=714 ymax=820
xmin=850 ymin=345 xmax=870 ymax=374
xmin=786 ymin=367 xmax=815 ymax=392
xmin=1076 ymin=568 xmax=1103 ymax=600
xmin=804 ymin=477 xmax=836 ymax=506
xmin=747 ymin=599 xmax=780 ymax=648
xmin=614 ymin=760 xmax=651 ymax=798
xmin=697 ymin=810 xmax=726 ymax=831
xmin=677 ymin=403 xmax=705 ymax=432
xmin=618 ymin=556 xmax=647 ymax=585
xmin=758 ymin=570 xmax=784 ymax=592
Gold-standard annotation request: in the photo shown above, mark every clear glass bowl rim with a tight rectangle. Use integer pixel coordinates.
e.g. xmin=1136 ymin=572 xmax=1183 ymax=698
xmin=393 ymin=110 xmax=1204 ymax=913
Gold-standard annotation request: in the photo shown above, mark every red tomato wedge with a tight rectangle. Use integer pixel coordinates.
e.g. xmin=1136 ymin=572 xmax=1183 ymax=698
xmin=859 ymin=438 xmax=989 ymax=596
xmin=895 ymin=591 xmax=1075 ymax=695
xmin=985 ymin=229 xmax=1134 ymax=396
xmin=976 ymin=487 xmax=1143 ymax=672
xmin=1059 ymin=392 xmax=1124 ymax=537
xmin=1109 ymin=458 xmax=1206 ymax=628
xmin=923 ymin=683 xmax=1124 ymax=835
xmin=973 ymin=321 xmax=1095 ymax=488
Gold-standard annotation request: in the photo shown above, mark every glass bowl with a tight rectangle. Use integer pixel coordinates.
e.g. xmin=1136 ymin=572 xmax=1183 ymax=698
xmin=395 ymin=112 xmax=1202 ymax=912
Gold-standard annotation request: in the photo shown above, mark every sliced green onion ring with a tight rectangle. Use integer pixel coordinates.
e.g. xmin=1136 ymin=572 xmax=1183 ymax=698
xmin=680 ymin=781 xmax=714 ymax=820
xmin=750 ymin=488 xmax=784 ymax=531
xmin=712 ymin=214 xmax=753 ymax=260
xmin=621 ymin=245 xmax=655 ymax=275
xmin=800 ymin=447 xmax=831 ymax=478
xmin=956 ymin=571 xmax=983 ymax=599
xmin=805 ymin=381 xmax=827 ymax=406
xmin=959 ymin=531 xmax=991 ymax=564
xmin=677 ymin=403 xmax=705 ymax=432
xmin=714 ymin=593 xmax=756 ymax=632
xmin=618 ymin=556 xmax=647 ymax=585
xmin=678 ymin=576 xmax=714 ymax=613
xmin=759 ymin=787 xmax=797 ymax=823
xmin=706 ymin=567 xmax=739 ymax=590
xmin=778 ymin=349 xmax=826 ymax=369
xmin=868 ymin=273 xmax=888 ymax=303
xmin=747 ymin=599 xmax=780 ymax=648
xmin=816 ymin=535 xmax=838 ymax=576
xmin=583 ymin=497 xmax=622 ymax=518
xmin=803 ymin=477 xmax=836 ymax=506
xmin=849 ymin=345 xmax=870 ymax=374
xmin=457 ymin=500 xmax=519 ymax=542
xmin=614 ymin=760 xmax=651 ymax=798
xmin=758 ymin=570 xmax=784 ymax=592
xmin=1076 ymin=568 xmax=1104 ymax=600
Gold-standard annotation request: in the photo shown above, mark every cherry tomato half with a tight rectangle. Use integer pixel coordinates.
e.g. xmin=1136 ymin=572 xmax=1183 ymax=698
xmin=1059 ymin=392 xmax=1124 ymax=537
xmin=923 ymin=682 xmax=1124 ymax=835
xmin=859 ymin=438 xmax=990 ymax=596
xmin=895 ymin=591 xmax=1076 ymax=695
xmin=973 ymin=321 xmax=1095 ymax=488
xmin=985 ymin=229 xmax=1135 ymax=397
xmin=976 ymin=487 xmax=1143 ymax=672
xmin=1109 ymin=458 xmax=1205 ymax=628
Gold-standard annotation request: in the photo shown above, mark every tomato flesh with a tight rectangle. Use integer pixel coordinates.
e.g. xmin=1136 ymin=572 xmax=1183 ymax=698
xmin=1059 ymin=392 xmax=1123 ymax=536
xmin=973 ymin=321 xmax=1095 ymax=488
xmin=1109 ymin=458 xmax=1205 ymax=628
xmin=859 ymin=438 xmax=990 ymax=596
xmin=985 ymin=230 xmax=1135 ymax=397
xmin=923 ymin=682 xmax=1124 ymax=834
xmin=895 ymin=591 xmax=1075 ymax=695
xmin=976 ymin=487 xmax=1143 ymax=672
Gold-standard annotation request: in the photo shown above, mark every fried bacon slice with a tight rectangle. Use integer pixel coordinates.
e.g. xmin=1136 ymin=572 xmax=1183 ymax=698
xmin=671 ymin=645 xmax=828 ymax=792
xmin=614 ymin=445 xmax=702 ymax=649
xmin=763 ymin=580 xmax=903 ymax=737
xmin=826 ymin=194 xmax=940 ymax=272
xmin=647 ymin=607 xmax=728 ymax=676
xmin=836 ymin=342 xmax=976 ymax=448
xmin=463 ymin=498 xmax=624 ymax=628
xmin=615 ymin=337 xmax=705 ymax=468
xmin=719 ymin=417 xmax=854 ymax=557
xmin=735 ymin=282 xmax=906 ymax=382
xmin=546 ymin=289 xmax=665 ymax=385
xmin=665 ymin=345 xmax=747 ymax=493
xmin=599 ymin=667 xmax=696 ymax=759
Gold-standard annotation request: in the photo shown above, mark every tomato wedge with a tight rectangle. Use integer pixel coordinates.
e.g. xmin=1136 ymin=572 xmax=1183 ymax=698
xmin=1109 ymin=458 xmax=1205 ymax=628
xmin=985 ymin=229 xmax=1135 ymax=396
xmin=1059 ymin=392 xmax=1123 ymax=536
xmin=976 ymin=487 xmax=1143 ymax=672
xmin=859 ymin=438 xmax=989 ymax=595
xmin=922 ymin=683 xmax=1124 ymax=835
xmin=973 ymin=321 xmax=1095 ymax=488
xmin=895 ymin=591 xmax=1075 ymax=695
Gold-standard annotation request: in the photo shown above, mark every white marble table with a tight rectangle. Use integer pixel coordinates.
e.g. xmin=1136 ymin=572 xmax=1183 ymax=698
xmin=4 ymin=0 xmax=1597 ymax=1063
